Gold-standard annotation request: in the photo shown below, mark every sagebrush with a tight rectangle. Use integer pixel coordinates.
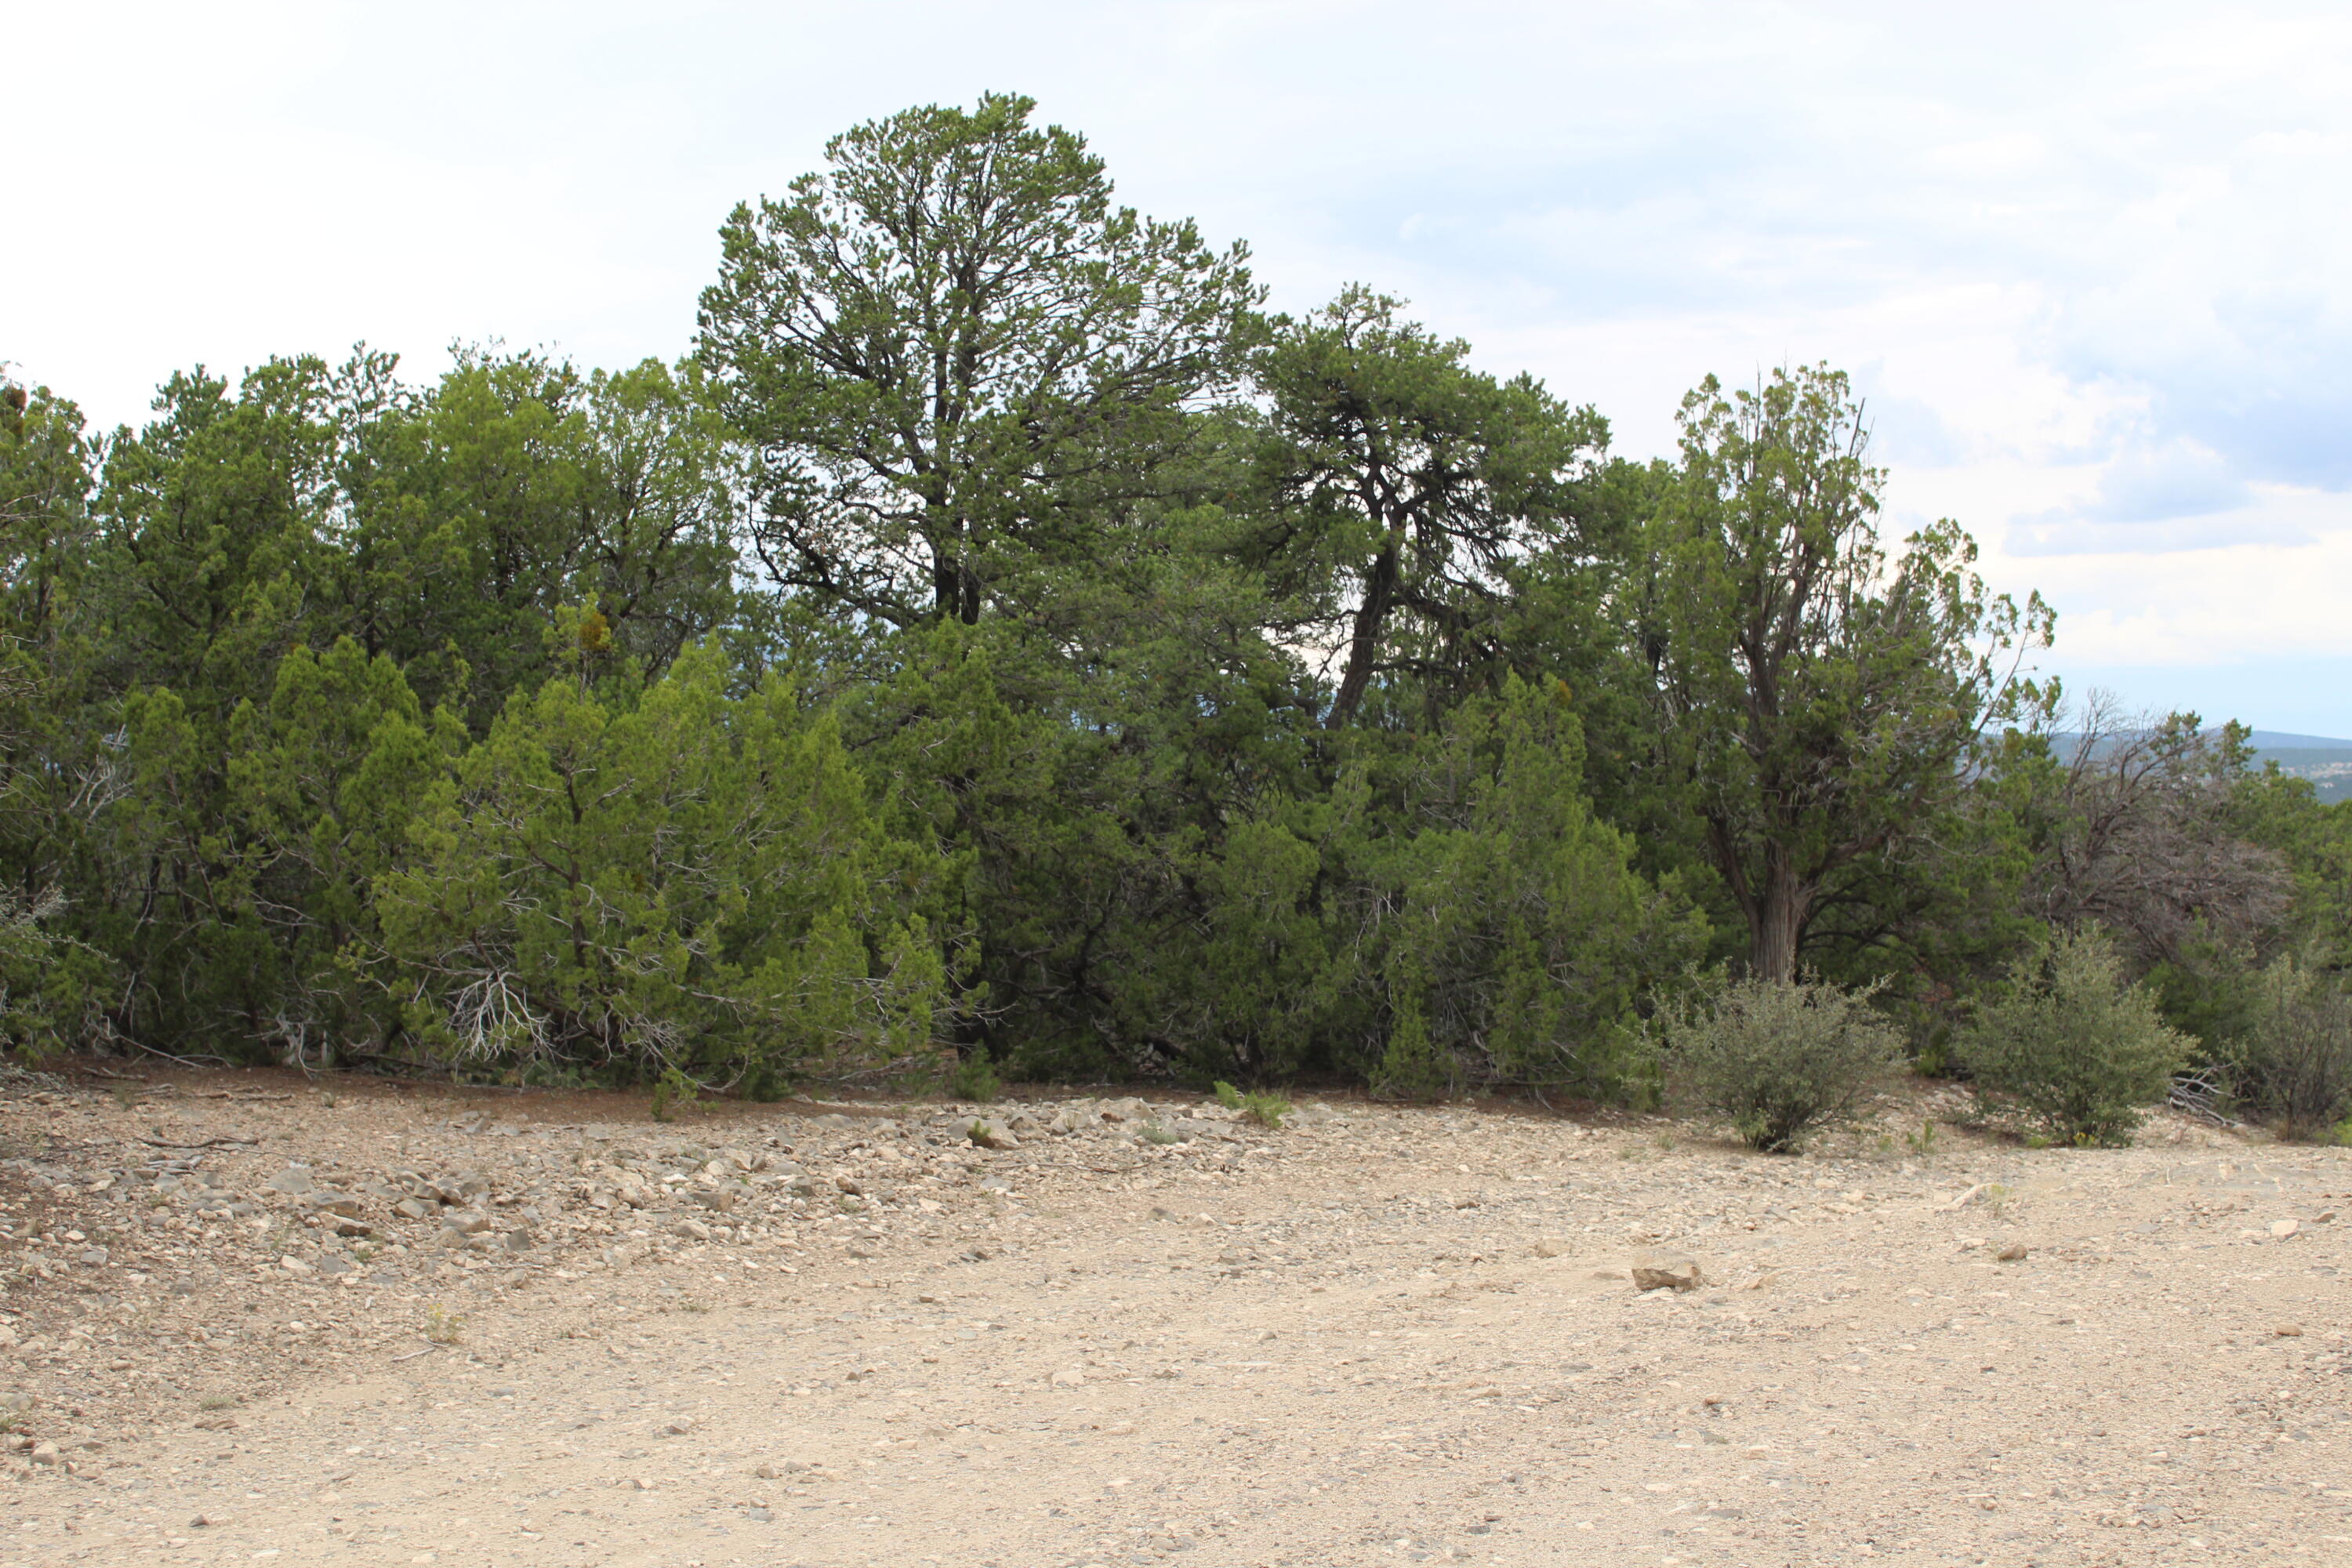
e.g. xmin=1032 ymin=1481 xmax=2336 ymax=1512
xmin=1959 ymin=927 xmax=2188 ymax=1146
xmin=1661 ymin=975 xmax=1903 ymax=1152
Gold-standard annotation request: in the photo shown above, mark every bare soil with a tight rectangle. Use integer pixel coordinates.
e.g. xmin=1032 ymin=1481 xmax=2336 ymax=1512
xmin=1 ymin=1064 xmax=2347 ymax=1568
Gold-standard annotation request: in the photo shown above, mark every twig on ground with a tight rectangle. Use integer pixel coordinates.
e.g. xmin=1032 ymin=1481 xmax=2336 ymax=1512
xmin=137 ymin=1136 xmax=257 ymax=1149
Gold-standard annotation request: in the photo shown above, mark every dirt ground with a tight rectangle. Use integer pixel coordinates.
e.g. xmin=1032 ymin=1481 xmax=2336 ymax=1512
xmin=0 ymin=1063 xmax=2347 ymax=1568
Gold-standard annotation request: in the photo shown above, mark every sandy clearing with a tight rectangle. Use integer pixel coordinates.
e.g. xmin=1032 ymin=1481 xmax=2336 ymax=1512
xmin=2 ymin=1069 xmax=2348 ymax=1567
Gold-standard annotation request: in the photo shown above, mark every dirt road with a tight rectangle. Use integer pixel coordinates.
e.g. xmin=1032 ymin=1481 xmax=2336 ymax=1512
xmin=2 ymin=1070 xmax=2347 ymax=1566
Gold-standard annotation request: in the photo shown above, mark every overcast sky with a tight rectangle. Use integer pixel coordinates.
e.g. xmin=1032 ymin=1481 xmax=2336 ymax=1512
xmin=8 ymin=1 xmax=2347 ymax=733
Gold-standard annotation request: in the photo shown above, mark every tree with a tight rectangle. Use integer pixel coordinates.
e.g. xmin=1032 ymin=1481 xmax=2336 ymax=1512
xmin=1249 ymin=289 xmax=1604 ymax=728
xmin=376 ymin=638 xmax=952 ymax=1084
xmin=697 ymin=92 xmax=1260 ymax=627
xmin=1640 ymin=364 xmax=2051 ymax=982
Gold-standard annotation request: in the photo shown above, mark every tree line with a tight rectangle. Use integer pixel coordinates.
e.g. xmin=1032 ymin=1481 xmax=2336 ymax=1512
xmin=3 ymin=94 xmax=2346 ymax=1127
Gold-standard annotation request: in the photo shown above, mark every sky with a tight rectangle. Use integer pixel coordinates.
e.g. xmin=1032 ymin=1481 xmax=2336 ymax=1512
xmin=6 ymin=1 xmax=2348 ymax=733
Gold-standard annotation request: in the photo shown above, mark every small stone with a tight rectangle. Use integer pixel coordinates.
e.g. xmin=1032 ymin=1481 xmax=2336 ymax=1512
xmin=392 ymin=1197 xmax=435 ymax=1221
xmin=2275 ymin=1323 xmax=2305 ymax=1338
xmin=833 ymin=1174 xmax=865 ymax=1196
xmin=1051 ymin=1367 xmax=1086 ymax=1387
xmin=2270 ymin=1218 xmax=2299 ymax=1240
xmin=674 ymin=1218 xmax=713 ymax=1242
xmin=331 ymin=1217 xmax=373 ymax=1238
xmin=1534 ymin=1238 xmax=1570 ymax=1258
xmin=1995 ymin=1243 xmax=2029 ymax=1262
xmin=660 ymin=1417 xmax=699 ymax=1436
xmin=29 ymin=1441 xmax=60 ymax=1466
xmin=1629 ymin=1251 xmax=1704 ymax=1292
xmin=441 ymin=1210 xmax=492 ymax=1236
xmin=266 ymin=1167 xmax=315 ymax=1196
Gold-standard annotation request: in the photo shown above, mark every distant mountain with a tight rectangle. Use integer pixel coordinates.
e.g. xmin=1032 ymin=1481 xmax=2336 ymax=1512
xmin=2246 ymin=734 xmax=2352 ymax=804
xmin=2242 ymin=731 xmax=2352 ymax=751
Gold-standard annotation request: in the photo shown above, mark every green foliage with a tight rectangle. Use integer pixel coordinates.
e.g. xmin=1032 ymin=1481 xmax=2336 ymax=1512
xmin=1372 ymin=678 xmax=1704 ymax=1100
xmin=699 ymin=92 xmax=1258 ymax=629
xmin=1211 ymin=1080 xmax=1291 ymax=1128
xmin=376 ymin=640 xmax=953 ymax=1084
xmin=9 ymin=95 xmax=2328 ymax=1120
xmin=1659 ymin=975 xmax=1904 ymax=1152
xmin=648 ymin=1065 xmax=694 ymax=1123
xmin=948 ymin=1049 xmax=1002 ymax=1104
xmin=1638 ymin=365 xmax=2053 ymax=982
xmin=1959 ymin=927 xmax=2190 ymax=1146
xmin=2227 ymin=953 xmax=2352 ymax=1140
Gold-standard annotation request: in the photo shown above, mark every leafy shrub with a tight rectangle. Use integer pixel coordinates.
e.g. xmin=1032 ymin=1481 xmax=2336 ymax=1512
xmin=1958 ymin=927 xmax=2188 ymax=1146
xmin=1213 ymin=1080 xmax=1292 ymax=1128
xmin=947 ymin=1049 xmax=1001 ymax=1104
xmin=648 ymin=1065 xmax=695 ymax=1123
xmin=1660 ymin=975 xmax=1903 ymax=1152
xmin=2228 ymin=954 xmax=2352 ymax=1139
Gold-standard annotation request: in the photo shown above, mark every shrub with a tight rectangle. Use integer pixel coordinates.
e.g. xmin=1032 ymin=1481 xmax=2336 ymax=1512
xmin=2229 ymin=954 xmax=2352 ymax=1139
xmin=648 ymin=1065 xmax=695 ymax=1123
xmin=947 ymin=1049 xmax=1001 ymax=1104
xmin=1661 ymin=975 xmax=1903 ymax=1152
xmin=1213 ymin=1080 xmax=1292 ymax=1129
xmin=1959 ymin=927 xmax=2188 ymax=1146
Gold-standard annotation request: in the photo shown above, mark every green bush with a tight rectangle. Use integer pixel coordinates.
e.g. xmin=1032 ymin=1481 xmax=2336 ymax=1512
xmin=1959 ymin=927 xmax=2188 ymax=1146
xmin=947 ymin=1048 xmax=1002 ymax=1104
xmin=2229 ymin=954 xmax=2352 ymax=1140
xmin=1212 ymin=1080 xmax=1292 ymax=1128
xmin=1661 ymin=975 xmax=1902 ymax=1152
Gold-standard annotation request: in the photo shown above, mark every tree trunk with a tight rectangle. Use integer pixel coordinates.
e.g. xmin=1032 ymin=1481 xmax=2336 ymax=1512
xmin=1327 ymin=538 xmax=1400 ymax=728
xmin=1749 ymin=869 xmax=1811 ymax=984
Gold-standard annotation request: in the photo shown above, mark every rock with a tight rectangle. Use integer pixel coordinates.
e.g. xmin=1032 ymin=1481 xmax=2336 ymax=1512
xmin=1533 ymin=1238 xmax=1571 ymax=1258
xmin=1098 ymin=1097 xmax=1151 ymax=1123
xmin=2270 ymin=1218 xmax=2299 ymax=1240
xmin=1629 ymin=1250 xmax=1704 ymax=1292
xmin=499 ymin=1229 xmax=534 ymax=1252
xmin=659 ymin=1417 xmax=699 ymax=1436
xmin=967 ymin=1117 xmax=1020 ymax=1150
xmin=2275 ymin=1323 xmax=2305 ymax=1337
xmin=833 ymin=1174 xmax=865 ymax=1196
xmin=674 ymin=1218 xmax=713 ymax=1241
xmin=78 ymin=1246 xmax=108 ymax=1266
xmin=307 ymin=1192 xmax=365 ymax=1218
xmin=266 ymin=1167 xmax=316 ymax=1196
xmin=1994 ymin=1242 xmax=2030 ymax=1261
xmin=1051 ymin=1367 xmax=1086 ymax=1387
xmin=28 ymin=1441 xmax=58 ymax=1466
xmin=391 ymin=1196 xmax=435 ymax=1221
xmin=441 ymin=1211 xmax=492 ymax=1236
xmin=330 ymin=1217 xmax=373 ymax=1238
xmin=316 ymin=1254 xmax=353 ymax=1276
